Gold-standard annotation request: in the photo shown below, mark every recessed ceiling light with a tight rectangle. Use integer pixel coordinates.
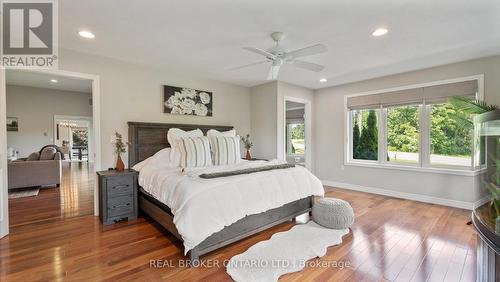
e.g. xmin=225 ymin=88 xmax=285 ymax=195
xmin=372 ymin=28 xmax=388 ymax=37
xmin=319 ymin=78 xmax=327 ymax=83
xmin=78 ymin=30 xmax=95 ymax=39
xmin=50 ymin=79 xmax=58 ymax=83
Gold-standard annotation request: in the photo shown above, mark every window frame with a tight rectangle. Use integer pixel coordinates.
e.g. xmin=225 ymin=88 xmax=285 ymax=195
xmin=344 ymin=75 xmax=485 ymax=176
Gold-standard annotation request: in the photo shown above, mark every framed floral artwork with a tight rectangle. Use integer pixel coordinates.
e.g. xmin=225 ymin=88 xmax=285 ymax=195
xmin=163 ymin=85 xmax=213 ymax=116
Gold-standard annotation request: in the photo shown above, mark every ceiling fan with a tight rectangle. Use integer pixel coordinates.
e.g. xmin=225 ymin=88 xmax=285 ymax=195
xmin=233 ymin=32 xmax=328 ymax=80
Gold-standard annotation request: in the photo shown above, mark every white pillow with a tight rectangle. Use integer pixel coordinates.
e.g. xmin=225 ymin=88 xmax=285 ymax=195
xmin=213 ymin=136 xmax=241 ymax=166
xmin=178 ymin=137 xmax=212 ymax=168
xmin=167 ymin=128 xmax=203 ymax=161
xmin=132 ymin=158 xmax=150 ymax=172
xmin=206 ymin=129 xmax=236 ymax=138
xmin=150 ymin=147 xmax=181 ymax=167
xmin=207 ymin=129 xmax=236 ymax=158
xmin=131 ymin=147 xmax=181 ymax=171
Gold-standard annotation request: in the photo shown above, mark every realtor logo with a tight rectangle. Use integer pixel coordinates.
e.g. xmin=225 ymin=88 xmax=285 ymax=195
xmin=1 ymin=0 xmax=58 ymax=68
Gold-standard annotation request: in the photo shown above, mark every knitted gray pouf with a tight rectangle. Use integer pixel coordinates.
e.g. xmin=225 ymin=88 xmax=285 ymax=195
xmin=312 ymin=198 xmax=355 ymax=229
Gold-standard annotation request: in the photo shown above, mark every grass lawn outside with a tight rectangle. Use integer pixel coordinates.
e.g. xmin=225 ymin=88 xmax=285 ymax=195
xmin=387 ymin=151 xmax=471 ymax=166
xmin=291 ymin=139 xmax=305 ymax=154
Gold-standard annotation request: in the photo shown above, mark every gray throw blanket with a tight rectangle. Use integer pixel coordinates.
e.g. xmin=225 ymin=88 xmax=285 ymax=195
xmin=199 ymin=163 xmax=295 ymax=179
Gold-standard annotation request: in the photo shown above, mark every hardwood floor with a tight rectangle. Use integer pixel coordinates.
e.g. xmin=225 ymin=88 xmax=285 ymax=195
xmin=0 ymin=187 xmax=476 ymax=281
xmin=8 ymin=162 xmax=94 ymax=227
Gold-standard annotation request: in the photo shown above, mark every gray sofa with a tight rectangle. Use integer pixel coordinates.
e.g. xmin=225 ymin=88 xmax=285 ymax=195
xmin=8 ymin=148 xmax=62 ymax=190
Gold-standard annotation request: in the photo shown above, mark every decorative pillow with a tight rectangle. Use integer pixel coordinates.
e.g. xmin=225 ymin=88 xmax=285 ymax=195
xmin=27 ymin=152 xmax=40 ymax=161
xmin=213 ymin=136 xmax=241 ymax=166
xmin=207 ymin=129 xmax=236 ymax=158
xmin=206 ymin=129 xmax=236 ymax=138
xmin=178 ymin=137 xmax=212 ymax=168
xmin=39 ymin=147 xmax=57 ymax=160
xmin=167 ymin=128 xmax=203 ymax=161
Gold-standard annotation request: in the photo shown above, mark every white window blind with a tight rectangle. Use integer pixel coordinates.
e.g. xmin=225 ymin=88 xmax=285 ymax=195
xmin=347 ymin=80 xmax=478 ymax=109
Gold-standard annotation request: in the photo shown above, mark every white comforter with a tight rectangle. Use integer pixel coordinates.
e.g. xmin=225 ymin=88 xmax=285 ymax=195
xmin=138 ymin=160 xmax=324 ymax=254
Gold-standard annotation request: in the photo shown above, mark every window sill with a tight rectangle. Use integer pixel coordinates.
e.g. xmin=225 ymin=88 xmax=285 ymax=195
xmin=345 ymin=161 xmax=486 ymax=176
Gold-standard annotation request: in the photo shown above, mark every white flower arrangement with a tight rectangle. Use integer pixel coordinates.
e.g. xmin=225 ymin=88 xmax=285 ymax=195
xmin=164 ymin=86 xmax=212 ymax=116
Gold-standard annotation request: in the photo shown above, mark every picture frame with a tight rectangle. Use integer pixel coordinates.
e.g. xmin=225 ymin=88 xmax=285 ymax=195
xmin=163 ymin=85 xmax=213 ymax=117
xmin=7 ymin=117 xmax=18 ymax=131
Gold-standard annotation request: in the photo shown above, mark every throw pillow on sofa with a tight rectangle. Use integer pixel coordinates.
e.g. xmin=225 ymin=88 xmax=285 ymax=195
xmin=40 ymin=147 xmax=57 ymax=160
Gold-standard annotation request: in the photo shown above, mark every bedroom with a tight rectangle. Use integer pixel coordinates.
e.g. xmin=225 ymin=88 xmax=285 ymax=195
xmin=1 ymin=1 xmax=500 ymax=281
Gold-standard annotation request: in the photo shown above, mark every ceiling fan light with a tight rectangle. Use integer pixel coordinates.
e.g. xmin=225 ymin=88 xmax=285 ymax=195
xmin=319 ymin=78 xmax=327 ymax=83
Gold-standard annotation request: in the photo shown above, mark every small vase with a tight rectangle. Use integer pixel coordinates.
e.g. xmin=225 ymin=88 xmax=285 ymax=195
xmin=116 ymin=154 xmax=125 ymax=171
xmin=245 ymin=149 xmax=252 ymax=160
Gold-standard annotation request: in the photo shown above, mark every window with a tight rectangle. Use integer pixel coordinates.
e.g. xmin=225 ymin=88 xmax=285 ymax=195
xmin=387 ymin=105 xmax=420 ymax=164
xmin=346 ymin=78 xmax=481 ymax=173
xmin=287 ymin=122 xmax=305 ymax=155
xmin=430 ymin=103 xmax=473 ymax=167
xmin=351 ymin=109 xmax=378 ymax=161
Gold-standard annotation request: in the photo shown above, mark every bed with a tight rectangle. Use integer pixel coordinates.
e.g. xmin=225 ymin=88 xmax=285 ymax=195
xmin=128 ymin=122 xmax=323 ymax=262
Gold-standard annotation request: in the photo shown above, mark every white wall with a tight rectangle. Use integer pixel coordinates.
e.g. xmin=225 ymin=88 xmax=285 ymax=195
xmin=58 ymin=49 xmax=251 ymax=169
xmin=6 ymin=85 xmax=92 ymax=157
xmin=249 ymin=82 xmax=278 ymax=159
xmin=314 ymin=55 xmax=500 ymax=207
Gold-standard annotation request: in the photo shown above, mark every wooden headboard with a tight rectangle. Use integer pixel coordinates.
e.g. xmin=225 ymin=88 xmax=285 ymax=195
xmin=127 ymin=122 xmax=233 ymax=167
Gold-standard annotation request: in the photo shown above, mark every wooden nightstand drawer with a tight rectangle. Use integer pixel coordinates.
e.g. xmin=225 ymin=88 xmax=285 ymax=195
xmin=107 ymin=176 xmax=134 ymax=197
xmin=107 ymin=196 xmax=134 ymax=218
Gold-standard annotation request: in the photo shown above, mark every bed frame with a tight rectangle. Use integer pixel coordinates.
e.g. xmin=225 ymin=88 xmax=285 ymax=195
xmin=128 ymin=122 xmax=312 ymax=262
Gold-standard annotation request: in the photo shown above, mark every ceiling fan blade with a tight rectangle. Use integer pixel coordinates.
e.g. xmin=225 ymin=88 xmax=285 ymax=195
xmin=228 ymin=60 xmax=268 ymax=71
xmin=291 ymin=60 xmax=324 ymax=72
xmin=243 ymin=47 xmax=275 ymax=59
xmin=267 ymin=64 xmax=281 ymax=80
xmin=287 ymin=44 xmax=327 ymax=59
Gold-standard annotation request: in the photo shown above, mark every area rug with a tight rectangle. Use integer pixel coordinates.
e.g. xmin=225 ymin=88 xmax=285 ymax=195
xmin=226 ymin=221 xmax=349 ymax=282
xmin=8 ymin=188 xmax=40 ymax=199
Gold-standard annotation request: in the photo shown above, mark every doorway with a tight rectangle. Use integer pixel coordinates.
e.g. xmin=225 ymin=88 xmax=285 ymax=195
xmin=284 ymin=97 xmax=312 ymax=170
xmin=0 ymin=69 xmax=100 ymax=237
xmin=54 ymin=115 xmax=93 ymax=163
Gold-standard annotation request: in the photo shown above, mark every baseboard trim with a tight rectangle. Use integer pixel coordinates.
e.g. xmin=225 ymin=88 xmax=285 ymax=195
xmin=473 ymin=195 xmax=491 ymax=209
xmin=322 ymin=180 xmax=475 ymax=210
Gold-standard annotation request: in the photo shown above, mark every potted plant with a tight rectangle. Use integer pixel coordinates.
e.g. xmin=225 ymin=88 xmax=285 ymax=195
xmin=113 ymin=132 xmax=128 ymax=171
xmin=241 ymin=134 xmax=253 ymax=160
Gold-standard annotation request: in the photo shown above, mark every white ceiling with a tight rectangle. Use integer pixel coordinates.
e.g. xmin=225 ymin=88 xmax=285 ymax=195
xmin=6 ymin=70 xmax=92 ymax=93
xmin=59 ymin=0 xmax=500 ymax=89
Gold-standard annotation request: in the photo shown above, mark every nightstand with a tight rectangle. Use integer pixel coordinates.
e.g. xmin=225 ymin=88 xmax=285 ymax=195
xmin=97 ymin=169 xmax=138 ymax=225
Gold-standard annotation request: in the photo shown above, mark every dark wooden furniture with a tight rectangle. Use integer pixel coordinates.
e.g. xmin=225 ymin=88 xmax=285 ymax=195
xmin=97 ymin=169 xmax=138 ymax=225
xmin=72 ymin=146 xmax=88 ymax=161
xmin=128 ymin=122 xmax=313 ymax=262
